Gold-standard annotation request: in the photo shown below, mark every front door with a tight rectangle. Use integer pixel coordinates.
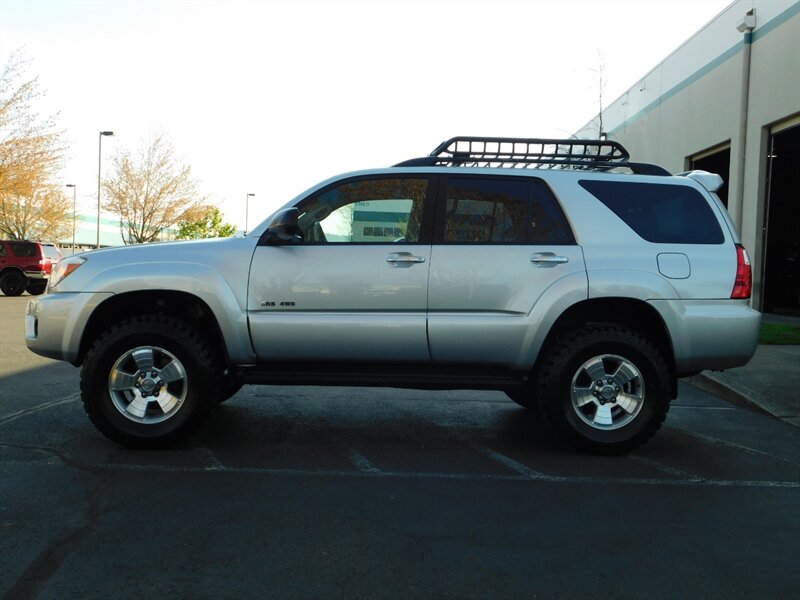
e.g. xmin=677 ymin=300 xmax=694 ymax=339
xmin=248 ymin=175 xmax=433 ymax=362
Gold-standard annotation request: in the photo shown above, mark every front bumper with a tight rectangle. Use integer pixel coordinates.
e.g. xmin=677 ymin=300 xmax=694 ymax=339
xmin=26 ymin=292 xmax=114 ymax=364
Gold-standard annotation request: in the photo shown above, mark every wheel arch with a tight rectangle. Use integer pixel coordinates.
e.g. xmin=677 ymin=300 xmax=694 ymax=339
xmin=78 ymin=290 xmax=230 ymax=368
xmin=537 ymin=297 xmax=678 ymax=398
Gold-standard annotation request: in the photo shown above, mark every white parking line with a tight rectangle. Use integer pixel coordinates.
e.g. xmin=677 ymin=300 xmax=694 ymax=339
xmin=679 ymin=429 xmax=800 ymax=466
xmin=195 ymin=447 xmax=227 ymax=471
xmin=629 ymin=455 xmax=703 ymax=481
xmin=96 ymin=462 xmax=800 ymax=489
xmin=326 ymin=433 xmax=382 ymax=473
xmin=345 ymin=447 xmax=382 ymax=474
xmin=0 ymin=393 xmax=80 ymax=426
xmin=467 ymin=441 xmax=548 ymax=479
xmin=670 ymin=405 xmax=737 ymax=411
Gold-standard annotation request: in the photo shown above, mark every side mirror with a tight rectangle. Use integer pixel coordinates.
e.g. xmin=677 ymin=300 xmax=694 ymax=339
xmin=259 ymin=207 xmax=300 ymax=245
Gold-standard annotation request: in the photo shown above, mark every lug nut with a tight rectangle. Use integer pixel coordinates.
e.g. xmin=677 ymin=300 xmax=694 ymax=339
xmin=151 ymin=371 xmax=157 ymax=378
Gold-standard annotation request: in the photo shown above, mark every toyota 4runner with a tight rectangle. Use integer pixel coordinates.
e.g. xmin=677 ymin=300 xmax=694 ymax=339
xmin=25 ymin=137 xmax=761 ymax=453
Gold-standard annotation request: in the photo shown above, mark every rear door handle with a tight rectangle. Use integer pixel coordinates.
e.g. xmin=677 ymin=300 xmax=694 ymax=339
xmin=386 ymin=252 xmax=426 ymax=266
xmin=530 ymin=252 xmax=569 ymax=267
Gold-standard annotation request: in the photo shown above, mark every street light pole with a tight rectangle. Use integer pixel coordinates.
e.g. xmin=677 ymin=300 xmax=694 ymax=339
xmin=97 ymin=131 xmax=114 ymax=249
xmin=245 ymin=193 xmax=255 ymax=235
xmin=66 ymin=184 xmax=76 ymax=251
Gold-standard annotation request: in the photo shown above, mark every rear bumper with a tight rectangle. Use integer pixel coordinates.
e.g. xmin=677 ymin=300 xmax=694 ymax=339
xmin=23 ymin=270 xmax=48 ymax=280
xmin=649 ymin=299 xmax=761 ymax=374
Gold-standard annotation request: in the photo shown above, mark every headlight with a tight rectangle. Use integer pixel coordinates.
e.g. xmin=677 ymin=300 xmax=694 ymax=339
xmin=50 ymin=256 xmax=86 ymax=288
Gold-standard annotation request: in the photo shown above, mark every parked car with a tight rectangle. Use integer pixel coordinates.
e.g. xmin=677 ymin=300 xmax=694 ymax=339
xmin=40 ymin=242 xmax=63 ymax=266
xmin=0 ymin=239 xmax=53 ymax=296
xmin=24 ymin=137 xmax=761 ymax=452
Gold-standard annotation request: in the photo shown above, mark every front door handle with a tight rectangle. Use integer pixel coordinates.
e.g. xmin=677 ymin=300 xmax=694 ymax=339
xmin=386 ymin=252 xmax=426 ymax=266
xmin=530 ymin=252 xmax=569 ymax=267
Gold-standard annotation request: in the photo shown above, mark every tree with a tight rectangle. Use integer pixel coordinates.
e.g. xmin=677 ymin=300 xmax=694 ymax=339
xmin=176 ymin=205 xmax=237 ymax=239
xmin=103 ymin=133 xmax=202 ymax=244
xmin=0 ymin=183 xmax=71 ymax=241
xmin=0 ymin=52 xmax=68 ymax=240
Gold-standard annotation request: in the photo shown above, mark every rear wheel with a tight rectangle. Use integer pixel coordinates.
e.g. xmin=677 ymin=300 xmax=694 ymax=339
xmin=81 ymin=314 xmax=222 ymax=448
xmin=536 ymin=325 xmax=671 ymax=454
xmin=0 ymin=270 xmax=26 ymax=296
xmin=26 ymin=280 xmax=48 ymax=295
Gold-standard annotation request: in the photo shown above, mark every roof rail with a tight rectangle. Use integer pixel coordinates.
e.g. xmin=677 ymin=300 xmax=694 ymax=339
xmin=394 ymin=136 xmax=670 ymax=176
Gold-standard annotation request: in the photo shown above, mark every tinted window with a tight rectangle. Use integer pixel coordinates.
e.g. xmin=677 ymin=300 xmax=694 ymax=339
xmin=10 ymin=242 xmax=37 ymax=257
xmin=443 ymin=177 xmax=573 ymax=244
xmin=0 ymin=244 xmax=5 ymax=257
xmin=298 ymin=178 xmax=428 ymax=243
xmin=579 ymin=180 xmax=724 ymax=244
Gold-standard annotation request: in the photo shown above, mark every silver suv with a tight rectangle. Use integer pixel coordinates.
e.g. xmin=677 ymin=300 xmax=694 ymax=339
xmin=25 ymin=137 xmax=761 ymax=452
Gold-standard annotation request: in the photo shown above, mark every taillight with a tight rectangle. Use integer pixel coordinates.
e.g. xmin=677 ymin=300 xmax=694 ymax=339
xmin=731 ymin=244 xmax=752 ymax=299
xmin=39 ymin=258 xmax=52 ymax=274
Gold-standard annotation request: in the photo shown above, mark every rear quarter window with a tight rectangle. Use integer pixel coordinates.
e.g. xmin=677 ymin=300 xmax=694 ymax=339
xmin=10 ymin=242 xmax=38 ymax=257
xmin=579 ymin=180 xmax=724 ymax=244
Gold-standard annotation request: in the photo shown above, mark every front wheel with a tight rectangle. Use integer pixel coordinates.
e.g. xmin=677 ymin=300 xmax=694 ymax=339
xmin=536 ymin=325 xmax=671 ymax=454
xmin=81 ymin=315 xmax=222 ymax=448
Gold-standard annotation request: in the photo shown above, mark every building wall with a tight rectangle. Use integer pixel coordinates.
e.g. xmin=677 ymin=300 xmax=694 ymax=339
xmin=576 ymin=0 xmax=800 ymax=309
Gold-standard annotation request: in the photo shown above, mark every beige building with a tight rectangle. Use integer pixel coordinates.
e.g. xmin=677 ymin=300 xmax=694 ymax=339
xmin=577 ymin=0 xmax=800 ymax=315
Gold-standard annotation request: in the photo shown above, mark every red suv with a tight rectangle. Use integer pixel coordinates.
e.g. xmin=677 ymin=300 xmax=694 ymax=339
xmin=0 ymin=240 xmax=54 ymax=296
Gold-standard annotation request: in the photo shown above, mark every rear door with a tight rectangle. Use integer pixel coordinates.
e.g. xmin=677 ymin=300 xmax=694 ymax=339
xmin=248 ymin=175 xmax=434 ymax=362
xmin=427 ymin=175 xmax=585 ymax=366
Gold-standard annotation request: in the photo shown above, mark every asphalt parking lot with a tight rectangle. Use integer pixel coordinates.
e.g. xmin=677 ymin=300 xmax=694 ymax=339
xmin=1 ymin=294 xmax=799 ymax=599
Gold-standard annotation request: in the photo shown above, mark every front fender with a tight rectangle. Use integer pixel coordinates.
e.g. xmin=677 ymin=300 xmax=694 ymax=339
xmin=81 ymin=263 xmax=255 ymax=364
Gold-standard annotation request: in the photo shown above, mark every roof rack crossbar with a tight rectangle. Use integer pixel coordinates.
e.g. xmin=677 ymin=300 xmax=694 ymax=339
xmin=433 ymin=136 xmax=629 ymax=163
xmin=392 ymin=136 xmax=669 ymax=176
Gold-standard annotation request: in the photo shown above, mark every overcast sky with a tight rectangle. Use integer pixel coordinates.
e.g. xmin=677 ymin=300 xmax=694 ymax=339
xmin=1 ymin=0 xmax=732 ymax=230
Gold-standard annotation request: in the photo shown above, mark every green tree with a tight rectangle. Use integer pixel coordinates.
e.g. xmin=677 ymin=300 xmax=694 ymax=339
xmin=176 ymin=205 xmax=237 ymax=239
xmin=0 ymin=52 xmax=68 ymax=240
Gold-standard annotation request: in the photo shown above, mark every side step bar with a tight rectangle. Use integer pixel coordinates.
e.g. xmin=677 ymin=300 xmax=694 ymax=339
xmin=237 ymin=362 xmax=531 ymax=391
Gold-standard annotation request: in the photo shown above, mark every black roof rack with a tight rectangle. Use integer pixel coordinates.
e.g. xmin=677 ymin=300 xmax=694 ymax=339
xmin=394 ymin=136 xmax=669 ymax=176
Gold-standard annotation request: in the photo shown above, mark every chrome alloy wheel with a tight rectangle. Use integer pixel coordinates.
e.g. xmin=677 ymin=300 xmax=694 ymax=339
xmin=108 ymin=346 xmax=188 ymax=424
xmin=570 ymin=354 xmax=644 ymax=430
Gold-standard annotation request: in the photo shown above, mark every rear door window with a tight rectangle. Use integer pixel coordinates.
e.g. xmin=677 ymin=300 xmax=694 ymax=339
xmin=579 ymin=180 xmax=724 ymax=244
xmin=440 ymin=176 xmax=574 ymax=244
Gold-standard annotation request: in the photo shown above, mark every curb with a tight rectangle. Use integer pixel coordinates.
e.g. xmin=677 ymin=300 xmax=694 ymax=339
xmin=686 ymin=372 xmax=800 ymax=428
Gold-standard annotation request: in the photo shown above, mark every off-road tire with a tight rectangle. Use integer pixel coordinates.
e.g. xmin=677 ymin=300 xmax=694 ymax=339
xmin=26 ymin=280 xmax=48 ymax=295
xmin=81 ymin=314 xmax=222 ymax=448
xmin=536 ymin=325 xmax=671 ymax=454
xmin=0 ymin=270 xmax=27 ymax=296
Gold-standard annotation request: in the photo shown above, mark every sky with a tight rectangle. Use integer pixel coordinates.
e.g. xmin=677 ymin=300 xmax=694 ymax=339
xmin=1 ymin=0 xmax=733 ymax=231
